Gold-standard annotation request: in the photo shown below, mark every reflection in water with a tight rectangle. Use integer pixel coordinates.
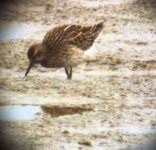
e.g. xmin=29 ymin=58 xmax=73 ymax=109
xmin=41 ymin=105 xmax=93 ymax=117
xmin=0 ymin=105 xmax=42 ymax=121
xmin=0 ymin=104 xmax=93 ymax=121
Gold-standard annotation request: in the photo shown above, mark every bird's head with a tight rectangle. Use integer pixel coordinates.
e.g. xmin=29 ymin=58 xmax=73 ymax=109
xmin=25 ymin=43 xmax=45 ymax=77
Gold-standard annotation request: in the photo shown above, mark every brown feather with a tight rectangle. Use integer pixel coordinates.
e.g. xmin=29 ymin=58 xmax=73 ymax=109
xmin=42 ymin=22 xmax=104 ymax=55
xmin=26 ymin=22 xmax=104 ymax=79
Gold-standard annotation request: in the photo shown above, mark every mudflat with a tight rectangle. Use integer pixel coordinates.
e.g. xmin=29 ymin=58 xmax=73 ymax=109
xmin=0 ymin=0 xmax=156 ymax=149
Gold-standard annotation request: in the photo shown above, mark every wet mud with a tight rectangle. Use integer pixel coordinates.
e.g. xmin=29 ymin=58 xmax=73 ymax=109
xmin=0 ymin=0 xmax=156 ymax=149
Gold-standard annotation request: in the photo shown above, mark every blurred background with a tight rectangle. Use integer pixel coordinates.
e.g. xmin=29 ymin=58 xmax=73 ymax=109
xmin=0 ymin=0 xmax=156 ymax=150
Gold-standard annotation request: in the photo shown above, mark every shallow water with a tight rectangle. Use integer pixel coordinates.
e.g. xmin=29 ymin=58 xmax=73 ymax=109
xmin=0 ymin=0 xmax=156 ymax=149
xmin=0 ymin=22 xmax=49 ymax=40
xmin=0 ymin=105 xmax=42 ymax=121
xmin=0 ymin=104 xmax=93 ymax=121
xmin=0 ymin=24 xmax=29 ymax=40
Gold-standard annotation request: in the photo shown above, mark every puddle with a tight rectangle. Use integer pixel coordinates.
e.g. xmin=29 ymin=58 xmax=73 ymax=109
xmin=0 ymin=25 xmax=29 ymax=40
xmin=0 ymin=104 xmax=93 ymax=121
xmin=41 ymin=105 xmax=93 ymax=117
xmin=0 ymin=105 xmax=42 ymax=121
xmin=0 ymin=22 xmax=50 ymax=40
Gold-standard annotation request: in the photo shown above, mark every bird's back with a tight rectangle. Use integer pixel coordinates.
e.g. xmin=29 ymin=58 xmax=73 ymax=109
xmin=42 ymin=22 xmax=104 ymax=55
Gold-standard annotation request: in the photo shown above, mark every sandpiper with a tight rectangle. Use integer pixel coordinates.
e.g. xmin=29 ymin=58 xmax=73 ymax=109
xmin=25 ymin=22 xmax=104 ymax=79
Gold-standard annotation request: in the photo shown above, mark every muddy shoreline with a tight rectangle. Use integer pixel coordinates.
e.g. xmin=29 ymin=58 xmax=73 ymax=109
xmin=0 ymin=0 xmax=156 ymax=149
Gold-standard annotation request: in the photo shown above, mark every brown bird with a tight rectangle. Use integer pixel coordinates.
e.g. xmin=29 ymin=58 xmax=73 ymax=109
xmin=25 ymin=22 xmax=104 ymax=79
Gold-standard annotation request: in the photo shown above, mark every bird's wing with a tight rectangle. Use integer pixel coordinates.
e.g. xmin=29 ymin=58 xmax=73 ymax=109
xmin=64 ymin=22 xmax=104 ymax=50
xmin=42 ymin=25 xmax=68 ymax=55
xmin=42 ymin=22 xmax=104 ymax=55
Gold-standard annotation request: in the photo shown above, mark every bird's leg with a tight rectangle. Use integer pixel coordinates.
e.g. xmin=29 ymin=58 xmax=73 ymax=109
xmin=65 ymin=67 xmax=73 ymax=80
xmin=65 ymin=68 xmax=69 ymax=79
xmin=69 ymin=67 xmax=73 ymax=80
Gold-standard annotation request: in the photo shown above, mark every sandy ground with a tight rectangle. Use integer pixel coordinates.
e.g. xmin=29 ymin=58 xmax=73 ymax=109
xmin=0 ymin=0 xmax=156 ymax=149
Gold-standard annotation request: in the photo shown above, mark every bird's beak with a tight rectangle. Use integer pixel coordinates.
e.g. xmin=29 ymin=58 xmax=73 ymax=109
xmin=25 ymin=62 xmax=34 ymax=77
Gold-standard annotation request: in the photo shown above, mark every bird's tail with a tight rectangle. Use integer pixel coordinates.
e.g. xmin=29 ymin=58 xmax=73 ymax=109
xmin=88 ymin=21 xmax=104 ymax=40
xmin=91 ymin=22 xmax=104 ymax=34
